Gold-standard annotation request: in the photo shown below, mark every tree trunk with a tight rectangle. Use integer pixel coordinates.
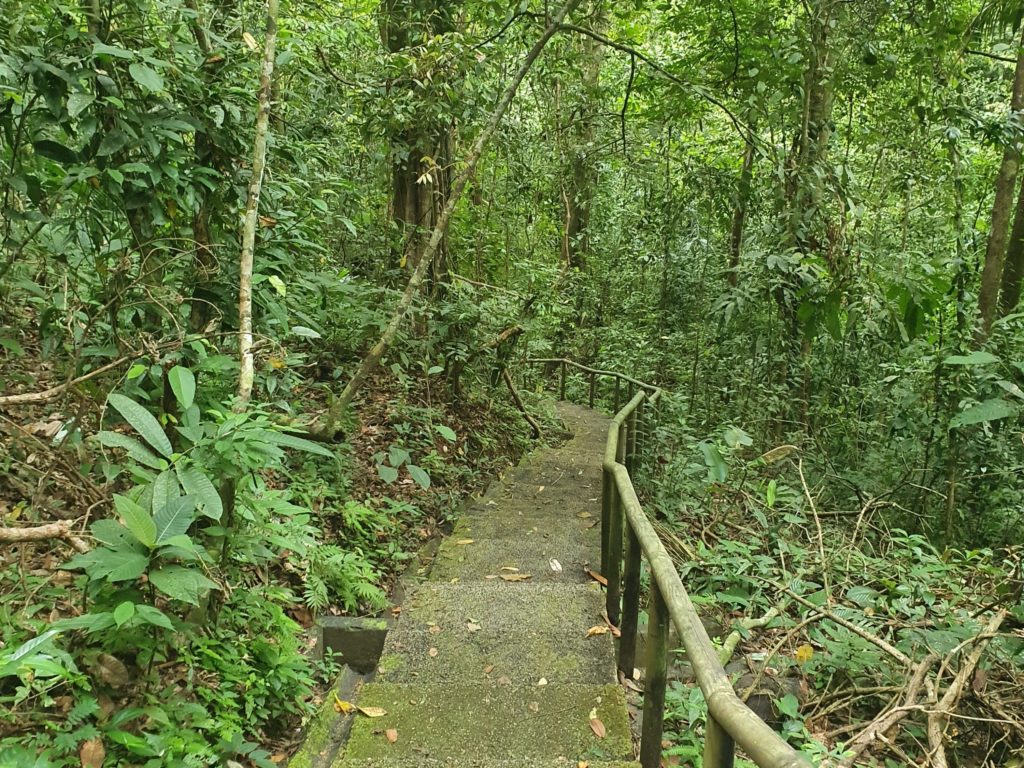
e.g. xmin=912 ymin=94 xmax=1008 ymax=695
xmin=727 ymin=119 xmax=756 ymax=286
xmin=380 ymin=1 xmax=458 ymax=295
xmin=319 ymin=0 xmax=585 ymax=434
xmin=998 ymin=177 xmax=1024 ymax=316
xmin=976 ymin=22 xmax=1024 ymax=343
xmin=237 ymin=0 xmax=279 ymax=407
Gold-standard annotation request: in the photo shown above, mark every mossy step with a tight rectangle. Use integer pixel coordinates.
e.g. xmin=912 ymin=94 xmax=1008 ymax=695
xmin=430 ymin=532 xmax=601 ymax=584
xmin=335 ymin=762 xmax=637 ymax=768
xmin=378 ymin=583 xmax=615 ymax=684
xmin=449 ymin=508 xmax=600 ymax=546
xmin=342 ymin=682 xmax=633 ymax=763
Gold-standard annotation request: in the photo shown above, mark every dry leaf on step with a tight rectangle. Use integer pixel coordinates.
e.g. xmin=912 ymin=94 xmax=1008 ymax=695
xmin=549 ymin=558 xmax=563 ymax=573
xmin=427 ymin=623 xmax=441 ymax=634
xmin=528 ymin=701 xmax=540 ymax=713
xmin=578 ymin=762 xmax=589 ymax=768
xmin=589 ymin=707 xmax=606 ymax=739
xmin=585 ymin=569 xmax=608 ymax=586
xmin=500 ymin=573 xmax=532 ymax=582
xmin=428 ymin=647 xmax=438 ymax=658
xmin=500 ymin=567 xmax=520 ymax=572
xmin=357 ymin=706 xmax=387 ymax=718
xmin=455 ymin=539 xmax=474 ymax=545
xmin=585 ymin=625 xmax=609 ymax=638
xmin=537 ymin=677 xmax=548 ymax=686
xmin=466 ymin=622 xmax=482 ymax=632
xmin=79 ymin=738 xmax=104 ymax=768
xmin=385 ymin=729 xmax=398 ymax=743
xmin=483 ymin=664 xmax=495 ymax=674
xmin=333 ymin=692 xmax=354 ymax=714
xmin=602 ymin=612 xmax=621 ymax=637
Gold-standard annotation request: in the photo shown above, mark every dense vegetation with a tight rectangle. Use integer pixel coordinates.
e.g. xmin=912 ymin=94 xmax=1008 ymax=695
xmin=1 ymin=0 xmax=1023 ymax=765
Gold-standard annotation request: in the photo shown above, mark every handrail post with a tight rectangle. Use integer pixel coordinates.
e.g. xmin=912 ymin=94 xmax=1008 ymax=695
xmin=626 ymin=406 xmax=638 ymax=475
xmin=559 ymin=359 xmax=567 ymax=401
xmin=613 ymin=377 xmax=620 ymax=411
xmin=703 ymin=717 xmax=735 ymax=768
xmin=588 ymin=372 xmax=596 ymax=408
xmin=618 ymin=521 xmax=641 ymax=679
xmin=600 ymin=464 xmax=613 ymax=576
xmin=607 ymin=422 xmax=628 ymax=625
xmin=639 ymin=580 xmax=669 ymax=768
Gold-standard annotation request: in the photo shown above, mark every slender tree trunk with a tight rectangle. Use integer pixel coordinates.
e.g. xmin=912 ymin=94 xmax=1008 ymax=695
xmin=998 ymin=177 xmax=1024 ymax=316
xmin=237 ymin=0 xmax=279 ymax=407
xmin=319 ymin=0 xmax=585 ymax=433
xmin=727 ymin=119 xmax=756 ymax=286
xmin=976 ymin=22 xmax=1024 ymax=343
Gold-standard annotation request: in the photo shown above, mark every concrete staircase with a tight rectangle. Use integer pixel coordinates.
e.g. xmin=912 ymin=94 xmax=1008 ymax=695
xmin=293 ymin=403 xmax=639 ymax=768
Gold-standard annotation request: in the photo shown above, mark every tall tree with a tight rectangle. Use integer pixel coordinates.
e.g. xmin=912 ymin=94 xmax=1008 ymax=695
xmin=976 ymin=22 xmax=1024 ymax=343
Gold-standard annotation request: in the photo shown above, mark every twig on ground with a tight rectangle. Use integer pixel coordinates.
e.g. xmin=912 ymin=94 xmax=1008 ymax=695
xmin=0 ymin=521 xmax=90 ymax=553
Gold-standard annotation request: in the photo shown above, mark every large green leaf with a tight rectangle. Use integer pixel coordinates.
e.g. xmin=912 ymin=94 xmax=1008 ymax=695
xmin=128 ymin=63 xmax=164 ymax=93
xmin=943 ymin=351 xmax=1000 ymax=366
xmin=0 ymin=630 xmax=61 ymax=677
xmin=151 ymin=470 xmax=179 ymax=515
xmin=167 ymin=366 xmax=196 ymax=410
xmin=96 ymin=431 xmax=164 ymax=469
xmin=99 ymin=548 xmax=150 ymax=582
xmin=153 ymin=496 xmax=196 ymax=545
xmin=149 ymin=566 xmax=217 ymax=605
xmin=252 ymin=429 xmax=335 ymax=458
xmin=114 ymin=494 xmax=156 ymax=548
xmin=700 ymin=442 xmax=728 ymax=484
xmin=107 ymin=393 xmax=173 ymax=457
xmin=950 ymin=399 xmax=1018 ymax=428
xmin=407 ymin=464 xmax=431 ymax=489
xmin=176 ymin=464 xmax=223 ymax=520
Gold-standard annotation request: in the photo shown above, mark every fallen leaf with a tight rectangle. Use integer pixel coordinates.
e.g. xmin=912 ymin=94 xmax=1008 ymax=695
xmin=270 ymin=753 xmax=288 ymax=764
xmin=483 ymin=664 xmax=494 ymax=674
xmin=358 ymin=706 xmax=387 ymax=718
xmin=528 ymin=701 xmax=540 ymax=713
xmin=497 ymin=675 xmax=512 ymax=685
xmin=549 ymin=558 xmax=563 ymax=573
xmin=576 ymin=511 xmax=592 ymax=519
xmin=500 ymin=566 xmax=520 ymax=572
xmin=602 ymin=612 xmax=622 ymax=637
xmin=80 ymin=738 xmax=104 ymax=768
xmin=589 ymin=717 xmax=606 ymax=739
xmin=428 ymin=647 xmax=438 ymax=658
xmin=242 ymin=31 xmax=258 ymax=50
xmin=333 ymin=692 xmax=354 ymax=714
xmin=585 ymin=569 xmax=608 ymax=586
xmin=485 ymin=574 xmax=499 ymax=580
xmin=466 ymin=622 xmax=482 ymax=632
xmin=538 ymin=485 xmax=545 ymax=492
xmin=586 ymin=625 xmax=609 ymax=638
xmin=455 ymin=539 xmax=474 ymax=545
xmin=794 ymin=644 xmax=814 ymax=664
xmin=537 ymin=677 xmax=548 ymax=686
xmin=428 ymin=623 xmax=442 ymax=634
xmin=385 ymin=729 xmax=398 ymax=743
xmin=500 ymin=573 xmax=532 ymax=582
xmin=578 ymin=762 xmax=589 ymax=768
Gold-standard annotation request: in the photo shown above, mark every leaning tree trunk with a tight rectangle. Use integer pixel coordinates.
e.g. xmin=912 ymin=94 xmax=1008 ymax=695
xmin=999 ymin=176 xmax=1024 ymax=316
xmin=727 ymin=118 xmax=757 ymax=286
xmin=976 ymin=22 xmax=1024 ymax=344
xmin=318 ymin=0 xmax=586 ymax=435
xmin=237 ymin=0 xmax=279 ymax=407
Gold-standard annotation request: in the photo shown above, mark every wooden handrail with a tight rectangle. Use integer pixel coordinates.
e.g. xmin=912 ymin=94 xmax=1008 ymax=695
xmin=522 ymin=358 xmax=811 ymax=768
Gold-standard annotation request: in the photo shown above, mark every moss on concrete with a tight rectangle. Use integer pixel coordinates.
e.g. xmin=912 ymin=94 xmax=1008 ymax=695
xmin=342 ymin=682 xmax=633 ymax=763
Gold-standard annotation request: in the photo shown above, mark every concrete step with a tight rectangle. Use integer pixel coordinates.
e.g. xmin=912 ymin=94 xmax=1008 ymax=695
xmin=378 ymin=583 xmax=615 ymax=685
xmin=334 ymin=760 xmax=638 ymax=768
xmin=342 ymin=682 xmax=633 ymax=764
xmin=429 ymin=530 xmax=601 ymax=584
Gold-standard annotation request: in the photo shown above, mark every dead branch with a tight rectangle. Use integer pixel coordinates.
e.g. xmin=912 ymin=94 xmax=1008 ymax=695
xmin=0 ymin=356 xmax=133 ymax=407
xmin=718 ymin=604 xmax=784 ymax=664
xmin=0 ymin=522 xmax=90 ymax=553
xmin=927 ymin=610 xmax=1008 ymax=768
xmin=835 ymin=653 xmax=938 ymax=768
xmin=502 ymin=368 xmax=541 ymax=439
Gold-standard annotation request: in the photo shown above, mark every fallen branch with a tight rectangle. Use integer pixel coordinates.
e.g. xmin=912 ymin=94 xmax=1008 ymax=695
xmin=502 ymin=368 xmax=541 ymax=439
xmin=0 ymin=356 xmax=132 ymax=407
xmin=0 ymin=522 xmax=90 ymax=553
xmin=718 ymin=605 xmax=784 ymax=664
xmin=927 ymin=611 xmax=1007 ymax=768
xmin=834 ymin=653 xmax=938 ymax=767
